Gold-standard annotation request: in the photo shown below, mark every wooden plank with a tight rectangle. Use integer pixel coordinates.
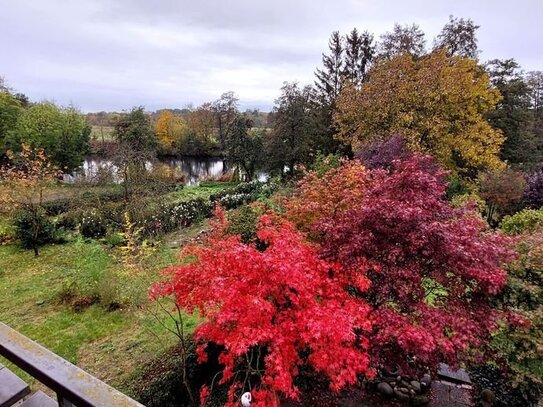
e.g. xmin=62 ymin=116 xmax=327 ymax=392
xmin=437 ymin=363 xmax=472 ymax=384
xmin=20 ymin=391 xmax=57 ymax=407
xmin=0 ymin=363 xmax=30 ymax=407
xmin=0 ymin=323 xmax=145 ymax=407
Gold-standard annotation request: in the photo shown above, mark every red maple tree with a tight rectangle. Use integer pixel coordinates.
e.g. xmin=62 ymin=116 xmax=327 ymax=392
xmin=151 ymin=208 xmax=373 ymax=406
xmin=292 ymin=155 xmax=516 ymax=374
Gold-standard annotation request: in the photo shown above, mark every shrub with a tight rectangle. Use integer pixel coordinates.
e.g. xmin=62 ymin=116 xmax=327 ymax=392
xmin=491 ymin=228 xmax=543 ymax=405
xmin=500 ymin=208 xmax=543 ymax=235
xmin=12 ymin=208 xmax=54 ymax=255
xmin=311 ymin=152 xmax=341 ymax=177
xmin=290 ymin=155 xmax=516 ymax=375
xmin=478 ymin=168 xmax=527 ymax=224
xmin=150 ymin=209 xmax=373 ymax=406
xmin=226 ymin=203 xmax=266 ymax=244
xmin=79 ymin=209 xmax=108 ymax=238
xmin=524 ymin=168 xmax=543 ymax=209
xmin=286 ymin=160 xmax=371 ymax=234
xmin=354 ymin=134 xmax=410 ymax=170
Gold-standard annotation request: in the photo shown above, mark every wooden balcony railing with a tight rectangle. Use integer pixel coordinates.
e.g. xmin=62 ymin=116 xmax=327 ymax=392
xmin=0 ymin=322 xmax=145 ymax=407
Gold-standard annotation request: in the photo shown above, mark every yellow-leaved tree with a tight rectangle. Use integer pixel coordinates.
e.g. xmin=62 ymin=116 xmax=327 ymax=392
xmin=154 ymin=110 xmax=187 ymax=149
xmin=335 ymin=49 xmax=505 ymax=174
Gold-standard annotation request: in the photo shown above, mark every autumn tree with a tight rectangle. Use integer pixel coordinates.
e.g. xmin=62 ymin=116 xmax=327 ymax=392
xmin=378 ymin=23 xmax=426 ymax=59
xmin=150 ymin=209 xmax=373 ymax=406
xmin=354 ymin=134 xmax=411 ymax=170
xmin=224 ymin=114 xmax=264 ymax=180
xmin=7 ymin=102 xmax=90 ymax=172
xmin=0 ymin=145 xmax=61 ymax=255
xmin=478 ymin=167 xmax=527 ymax=224
xmin=289 ymin=155 xmax=516 ymax=374
xmin=286 ymin=160 xmax=371 ymax=234
xmin=212 ymin=92 xmax=239 ymax=150
xmin=434 ymin=15 xmax=479 ymax=58
xmin=336 ymin=50 xmax=505 ymax=175
xmin=524 ymin=168 xmax=543 ymax=209
xmin=184 ymin=103 xmax=216 ymax=155
xmin=154 ymin=110 xmax=187 ymax=151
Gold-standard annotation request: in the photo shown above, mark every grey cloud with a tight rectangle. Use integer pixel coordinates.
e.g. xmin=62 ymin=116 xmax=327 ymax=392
xmin=1 ymin=0 xmax=542 ymax=112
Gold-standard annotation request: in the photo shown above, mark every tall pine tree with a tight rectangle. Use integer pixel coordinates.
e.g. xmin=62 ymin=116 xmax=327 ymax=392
xmin=315 ymin=31 xmax=344 ymax=104
xmin=343 ymin=28 xmax=374 ymax=85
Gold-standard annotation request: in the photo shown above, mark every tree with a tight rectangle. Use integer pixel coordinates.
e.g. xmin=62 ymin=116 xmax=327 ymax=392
xmin=0 ymin=145 xmax=61 ymax=255
xmin=524 ymin=168 xmax=543 ymax=209
xmin=155 ymin=110 xmax=187 ymax=150
xmin=112 ymin=107 xmax=158 ymax=200
xmin=266 ymin=82 xmax=316 ymax=176
xmin=150 ymin=209 xmax=373 ymax=407
xmin=0 ymin=90 xmax=22 ymax=152
xmin=492 ymin=226 xmax=543 ymax=404
xmin=336 ymin=50 xmax=505 ymax=175
xmin=212 ymin=92 xmax=239 ymax=149
xmin=290 ymin=155 xmax=516 ymax=374
xmin=378 ymin=23 xmax=426 ymax=59
xmin=343 ymin=28 xmax=375 ymax=85
xmin=224 ymin=114 xmax=264 ymax=180
xmin=354 ymin=134 xmax=411 ymax=170
xmin=7 ymin=102 xmax=90 ymax=172
xmin=478 ymin=167 xmax=527 ymax=224
xmin=186 ymin=103 xmax=216 ymax=149
xmin=315 ymin=31 xmax=344 ymax=104
xmin=286 ymin=159 xmax=371 ymax=234
xmin=486 ymin=59 xmax=539 ymax=164
xmin=434 ymin=15 xmax=479 ymax=58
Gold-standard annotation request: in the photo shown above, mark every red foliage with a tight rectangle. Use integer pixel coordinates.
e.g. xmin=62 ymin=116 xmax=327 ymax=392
xmin=286 ymin=160 xmax=372 ymax=234
xmin=295 ymin=156 xmax=516 ymax=374
xmin=150 ymin=208 xmax=373 ymax=406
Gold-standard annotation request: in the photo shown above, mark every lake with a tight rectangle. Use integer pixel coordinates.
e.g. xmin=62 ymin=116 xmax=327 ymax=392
xmin=64 ymin=156 xmax=266 ymax=185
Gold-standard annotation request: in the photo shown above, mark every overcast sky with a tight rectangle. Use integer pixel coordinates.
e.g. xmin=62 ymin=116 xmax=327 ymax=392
xmin=1 ymin=0 xmax=542 ymax=112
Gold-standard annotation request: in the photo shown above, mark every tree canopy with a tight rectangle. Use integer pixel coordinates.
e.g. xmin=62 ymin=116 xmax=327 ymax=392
xmin=336 ymin=50 xmax=505 ymax=175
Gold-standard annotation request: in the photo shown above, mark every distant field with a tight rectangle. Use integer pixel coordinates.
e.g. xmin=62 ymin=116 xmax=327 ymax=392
xmin=90 ymin=125 xmax=115 ymax=141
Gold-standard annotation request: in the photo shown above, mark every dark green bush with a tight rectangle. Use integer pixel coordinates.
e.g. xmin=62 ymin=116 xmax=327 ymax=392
xmin=12 ymin=208 xmax=54 ymax=254
xmin=79 ymin=209 xmax=108 ymax=238
xmin=226 ymin=204 xmax=265 ymax=243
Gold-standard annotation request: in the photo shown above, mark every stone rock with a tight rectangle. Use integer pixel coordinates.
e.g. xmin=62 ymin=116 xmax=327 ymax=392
xmin=394 ymin=389 xmax=411 ymax=402
xmin=377 ymin=382 xmax=394 ymax=398
xmin=412 ymin=395 xmax=430 ymax=405
xmin=481 ymin=388 xmax=496 ymax=406
xmin=420 ymin=373 xmax=432 ymax=388
xmin=399 ymin=387 xmax=410 ymax=394
xmin=410 ymin=380 xmax=422 ymax=393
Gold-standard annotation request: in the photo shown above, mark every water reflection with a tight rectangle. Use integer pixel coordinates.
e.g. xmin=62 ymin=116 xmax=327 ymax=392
xmin=64 ymin=156 xmax=227 ymax=185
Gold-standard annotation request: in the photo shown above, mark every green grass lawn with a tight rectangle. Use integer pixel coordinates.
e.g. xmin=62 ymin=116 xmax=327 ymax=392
xmin=0 ymin=229 xmax=202 ymax=390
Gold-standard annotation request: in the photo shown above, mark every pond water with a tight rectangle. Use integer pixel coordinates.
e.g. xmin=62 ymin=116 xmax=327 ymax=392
xmin=63 ymin=156 xmax=267 ymax=185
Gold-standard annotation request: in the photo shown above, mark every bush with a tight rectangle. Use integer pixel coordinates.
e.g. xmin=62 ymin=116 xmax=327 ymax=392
xmin=79 ymin=209 xmax=108 ymax=238
xmin=226 ymin=204 xmax=265 ymax=244
xmin=524 ymin=168 xmax=543 ymax=209
xmin=311 ymin=152 xmax=341 ymax=177
xmin=491 ymin=228 xmax=543 ymax=404
xmin=500 ymin=208 xmax=543 ymax=235
xmin=12 ymin=208 xmax=54 ymax=254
